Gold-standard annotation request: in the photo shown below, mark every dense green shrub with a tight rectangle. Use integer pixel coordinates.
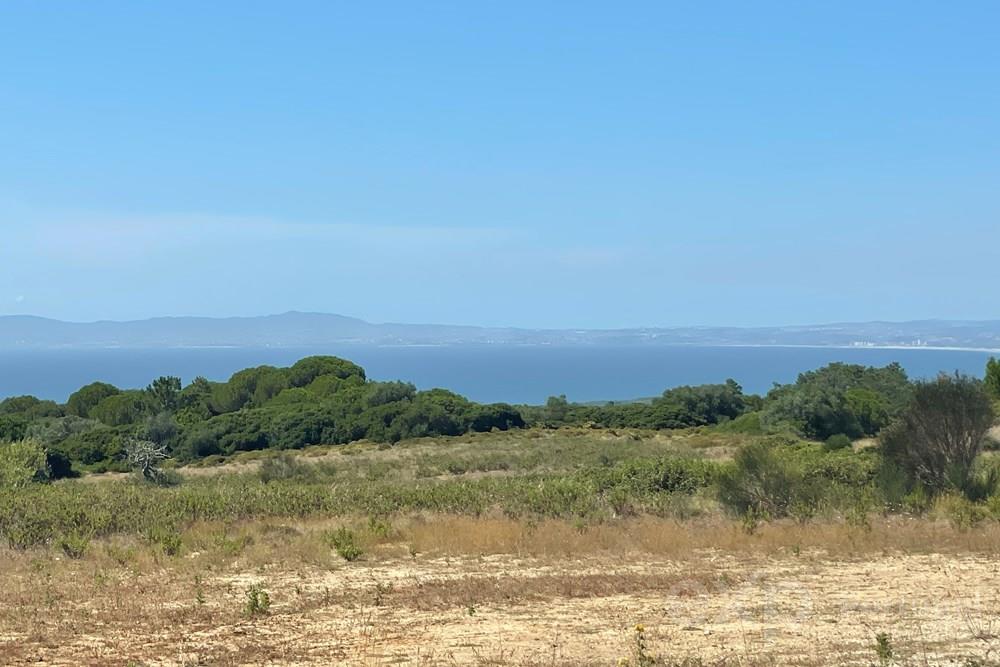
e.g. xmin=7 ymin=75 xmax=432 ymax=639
xmin=585 ymin=457 xmax=717 ymax=495
xmin=0 ymin=395 xmax=64 ymax=420
xmin=0 ymin=439 xmax=50 ymax=488
xmin=0 ymin=414 xmax=28 ymax=442
xmin=530 ymin=380 xmax=752 ymax=431
xmin=717 ymin=441 xmax=820 ymax=518
xmin=714 ymin=411 xmax=768 ymax=435
xmin=91 ymin=390 xmax=152 ymax=426
xmin=761 ymin=363 xmax=911 ymax=440
xmin=470 ymin=403 xmax=525 ymax=432
xmin=57 ymin=427 xmax=127 ymax=467
xmin=824 ymin=433 xmax=853 ymax=452
xmin=27 ymin=415 xmax=103 ymax=446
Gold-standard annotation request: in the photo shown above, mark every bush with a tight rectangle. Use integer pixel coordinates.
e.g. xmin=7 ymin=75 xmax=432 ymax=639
xmin=717 ymin=441 xmax=820 ymax=518
xmin=823 ymin=434 xmax=853 ymax=452
xmin=57 ymin=427 xmax=126 ymax=467
xmin=324 ymin=526 xmax=364 ymax=561
xmin=881 ymin=373 xmax=995 ymax=497
xmin=244 ymin=584 xmax=271 ymax=616
xmin=715 ymin=411 xmax=767 ymax=435
xmin=259 ymin=452 xmax=316 ymax=483
xmin=0 ymin=439 xmax=50 ymax=488
xmin=586 ymin=457 xmax=717 ymax=495
xmin=56 ymin=531 xmax=91 ymax=559
xmin=0 ymin=415 xmax=28 ymax=442
xmin=762 ymin=363 xmax=911 ymax=440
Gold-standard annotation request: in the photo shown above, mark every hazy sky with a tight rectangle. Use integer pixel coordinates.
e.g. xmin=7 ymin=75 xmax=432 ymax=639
xmin=2 ymin=2 xmax=998 ymax=328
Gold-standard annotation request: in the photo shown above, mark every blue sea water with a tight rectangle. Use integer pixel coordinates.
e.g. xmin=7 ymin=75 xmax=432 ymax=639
xmin=0 ymin=345 xmax=994 ymax=405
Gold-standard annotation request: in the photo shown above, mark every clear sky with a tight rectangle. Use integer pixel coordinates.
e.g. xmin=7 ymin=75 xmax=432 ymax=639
xmin=1 ymin=2 xmax=998 ymax=328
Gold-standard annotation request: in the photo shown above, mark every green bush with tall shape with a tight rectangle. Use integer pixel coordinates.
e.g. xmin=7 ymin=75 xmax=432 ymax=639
xmin=0 ymin=439 xmax=50 ymax=488
xmin=985 ymin=357 xmax=1000 ymax=401
xmin=880 ymin=373 xmax=995 ymax=497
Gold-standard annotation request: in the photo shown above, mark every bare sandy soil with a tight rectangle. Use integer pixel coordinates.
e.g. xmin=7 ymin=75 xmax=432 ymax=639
xmin=3 ymin=538 xmax=999 ymax=666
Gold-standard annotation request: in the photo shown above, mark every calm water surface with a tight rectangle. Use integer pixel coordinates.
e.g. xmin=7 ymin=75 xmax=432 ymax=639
xmin=0 ymin=345 xmax=993 ymax=404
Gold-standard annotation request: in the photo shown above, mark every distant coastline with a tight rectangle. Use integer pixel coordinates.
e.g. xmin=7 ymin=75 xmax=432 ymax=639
xmin=2 ymin=311 xmax=1000 ymax=351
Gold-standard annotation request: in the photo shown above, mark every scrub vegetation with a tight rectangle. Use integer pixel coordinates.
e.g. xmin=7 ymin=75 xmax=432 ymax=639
xmin=3 ymin=355 xmax=1000 ymax=664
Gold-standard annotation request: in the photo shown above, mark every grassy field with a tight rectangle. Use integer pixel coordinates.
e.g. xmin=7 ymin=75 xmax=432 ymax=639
xmin=2 ymin=428 xmax=1000 ymax=666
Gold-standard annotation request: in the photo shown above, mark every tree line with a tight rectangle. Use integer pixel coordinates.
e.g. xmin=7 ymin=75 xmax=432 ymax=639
xmin=0 ymin=356 xmax=524 ymax=474
xmin=1 ymin=355 xmax=999 ymax=493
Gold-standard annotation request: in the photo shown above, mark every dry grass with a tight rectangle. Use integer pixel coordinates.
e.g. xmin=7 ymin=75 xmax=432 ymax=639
xmin=175 ymin=427 xmax=746 ymax=482
xmin=2 ymin=515 xmax=1000 ymax=666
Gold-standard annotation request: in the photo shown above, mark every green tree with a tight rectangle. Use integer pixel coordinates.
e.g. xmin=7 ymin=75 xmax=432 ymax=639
xmin=654 ymin=379 xmax=748 ymax=427
xmin=91 ymin=391 xmax=151 ymax=426
xmin=0 ymin=395 xmax=64 ymax=419
xmin=287 ymin=356 xmax=366 ymax=387
xmin=985 ymin=357 xmax=1000 ymax=401
xmin=146 ymin=376 xmax=182 ymax=412
xmin=66 ymin=382 xmax=121 ymax=418
xmin=762 ymin=363 xmax=911 ymax=440
xmin=544 ymin=395 xmax=570 ymax=426
xmin=143 ymin=412 xmax=180 ymax=447
xmin=211 ymin=366 xmax=289 ymax=412
xmin=177 ymin=376 xmax=215 ymax=423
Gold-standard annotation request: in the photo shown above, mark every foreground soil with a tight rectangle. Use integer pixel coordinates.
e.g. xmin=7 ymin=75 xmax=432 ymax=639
xmin=2 ymin=518 xmax=999 ymax=666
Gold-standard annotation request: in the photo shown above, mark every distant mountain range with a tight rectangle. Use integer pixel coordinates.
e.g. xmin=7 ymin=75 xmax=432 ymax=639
xmin=2 ymin=312 xmax=1000 ymax=350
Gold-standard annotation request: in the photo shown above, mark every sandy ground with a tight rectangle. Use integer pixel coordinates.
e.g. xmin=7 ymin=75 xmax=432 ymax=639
xmin=3 ymin=547 xmax=999 ymax=666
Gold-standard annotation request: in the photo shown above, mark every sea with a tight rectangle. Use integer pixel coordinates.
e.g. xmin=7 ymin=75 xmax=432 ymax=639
xmin=0 ymin=345 xmax=996 ymax=405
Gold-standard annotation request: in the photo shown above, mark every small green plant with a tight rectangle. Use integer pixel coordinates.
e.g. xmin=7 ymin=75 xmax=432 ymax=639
xmin=244 ymin=584 xmax=271 ymax=616
xmin=195 ymin=574 xmax=206 ymax=606
xmin=56 ymin=531 xmax=90 ymax=559
xmin=937 ymin=494 xmax=986 ymax=531
xmin=846 ymin=495 xmax=873 ymax=533
xmin=145 ymin=526 xmax=183 ymax=556
xmin=367 ymin=516 xmax=393 ymax=539
xmin=324 ymin=527 xmax=364 ymax=562
xmin=873 ymin=631 xmax=893 ymax=666
xmin=741 ymin=508 xmax=760 ymax=535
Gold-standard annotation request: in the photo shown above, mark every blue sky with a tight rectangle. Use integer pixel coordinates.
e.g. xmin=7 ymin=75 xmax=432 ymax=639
xmin=1 ymin=2 xmax=998 ymax=328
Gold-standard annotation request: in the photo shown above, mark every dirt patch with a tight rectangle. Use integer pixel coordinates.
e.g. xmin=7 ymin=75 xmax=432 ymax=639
xmin=2 ymin=546 xmax=998 ymax=666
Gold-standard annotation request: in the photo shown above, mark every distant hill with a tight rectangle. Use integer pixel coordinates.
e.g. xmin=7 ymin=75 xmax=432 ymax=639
xmin=1 ymin=312 xmax=1000 ymax=350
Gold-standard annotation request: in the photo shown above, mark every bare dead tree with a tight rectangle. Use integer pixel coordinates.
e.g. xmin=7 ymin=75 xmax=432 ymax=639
xmin=125 ymin=438 xmax=169 ymax=483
